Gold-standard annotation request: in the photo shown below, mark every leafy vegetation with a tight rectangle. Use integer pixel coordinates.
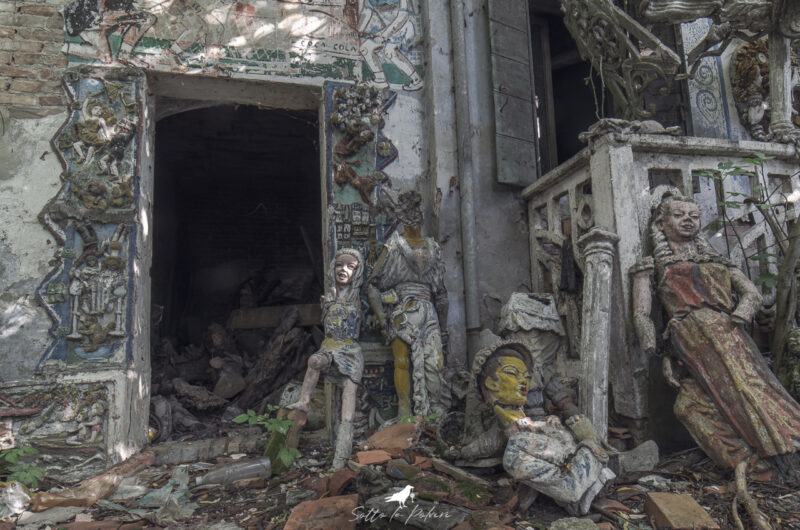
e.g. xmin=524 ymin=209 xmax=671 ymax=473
xmin=698 ymin=153 xmax=800 ymax=374
xmin=0 ymin=446 xmax=43 ymax=488
xmin=233 ymin=405 xmax=301 ymax=468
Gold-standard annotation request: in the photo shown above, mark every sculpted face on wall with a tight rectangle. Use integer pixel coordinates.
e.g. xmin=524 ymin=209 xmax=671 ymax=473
xmin=62 ymin=0 xmax=425 ymax=88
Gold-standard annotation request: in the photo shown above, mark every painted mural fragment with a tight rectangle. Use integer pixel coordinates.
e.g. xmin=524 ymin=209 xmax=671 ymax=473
xmin=37 ymin=68 xmax=142 ymax=368
xmin=62 ymin=0 xmax=424 ymax=88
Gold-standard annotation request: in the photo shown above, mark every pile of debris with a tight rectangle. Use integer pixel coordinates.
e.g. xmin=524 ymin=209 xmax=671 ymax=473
xmin=150 ymin=265 xmax=325 ymax=444
xmin=4 ymin=415 xmax=800 ymax=529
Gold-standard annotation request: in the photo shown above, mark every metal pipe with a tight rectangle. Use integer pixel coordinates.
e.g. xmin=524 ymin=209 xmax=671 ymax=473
xmin=450 ymin=0 xmax=482 ymax=362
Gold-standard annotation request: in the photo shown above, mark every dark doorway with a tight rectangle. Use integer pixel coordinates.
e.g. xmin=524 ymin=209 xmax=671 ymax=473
xmin=151 ymin=106 xmax=322 ymax=348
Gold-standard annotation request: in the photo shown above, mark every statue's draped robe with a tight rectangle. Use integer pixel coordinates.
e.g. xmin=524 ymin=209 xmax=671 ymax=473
xmin=659 ymin=260 xmax=800 ymax=467
xmin=371 ymin=232 xmax=447 ymax=415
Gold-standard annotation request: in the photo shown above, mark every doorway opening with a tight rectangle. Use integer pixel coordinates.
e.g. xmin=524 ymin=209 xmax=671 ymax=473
xmin=149 ymin=105 xmax=323 ymax=440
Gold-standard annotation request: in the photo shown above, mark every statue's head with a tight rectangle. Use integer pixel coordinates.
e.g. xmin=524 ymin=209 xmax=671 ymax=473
xmin=397 ymin=190 xmax=423 ymax=228
xmin=334 ymin=250 xmax=360 ymax=287
xmin=328 ymin=247 xmax=364 ymax=303
xmin=655 ymin=195 xmax=702 ymax=243
xmin=478 ymin=343 xmax=532 ymax=408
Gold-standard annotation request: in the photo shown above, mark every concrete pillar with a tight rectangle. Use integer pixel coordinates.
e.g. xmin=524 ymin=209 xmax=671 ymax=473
xmin=768 ymin=32 xmax=793 ymax=139
xmin=577 ymin=227 xmax=619 ymax=441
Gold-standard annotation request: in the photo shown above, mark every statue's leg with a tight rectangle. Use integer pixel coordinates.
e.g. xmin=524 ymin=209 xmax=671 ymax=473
xmin=674 ymin=378 xmax=754 ymax=469
xmin=422 ymin=333 xmax=444 ymax=416
xmin=769 ymin=32 xmax=797 ymax=142
xmin=287 ymin=352 xmax=328 ymax=412
xmin=391 ymin=337 xmax=413 ymax=417
xmin=332 ymin=379 xmax=358 ymax=469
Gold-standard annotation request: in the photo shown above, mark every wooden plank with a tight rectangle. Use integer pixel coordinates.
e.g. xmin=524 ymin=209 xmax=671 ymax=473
xmin=228 ymin=303 xmax=322 ymax=329
xmin=489 ymin=21 xmax=530 ymax=64
xmin=488 ymin=0 xmax=528 ymax=32
xmin=496 ymin=135 xmax=537 ymax=185
xmin=492 ymin=53 xmax=535 ymax=101
xmin=493 ymin=94 xmax=536 ymax=141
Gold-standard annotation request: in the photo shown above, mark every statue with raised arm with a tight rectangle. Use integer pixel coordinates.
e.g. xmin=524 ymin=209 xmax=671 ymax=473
xmin=287 ymin=248 xmax=365 ymax=469
xmin=632 ymin=191 xmax=800 ymax=483
xmin=368 ymin=190 xmax=448 ymax=419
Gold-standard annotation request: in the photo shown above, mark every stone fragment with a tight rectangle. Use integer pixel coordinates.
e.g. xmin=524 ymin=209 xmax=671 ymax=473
xmin=638 ymin=474 xmax=670 ymax=490
xmin=550 ymin=517 xmax=599 ymax=530
xmin=363 ymin=420 xmax=418 ymax=450
xmin=286 ymin=488 xmax=317 ymax=507
xmin=284 ymin=494 xmax=358 ymax=530
xmin=592 ymin=498 xmax=632 ymax=513
xmin=364 ymin=490 xmax=470 ymax=530
xmin=611 ymin=440 xmax=659 ymax=475
xmin=356 ymin=449 xmax=392 ymax=465
xmin=356 ymin=466 xmax=393 ymax=498
xmin=431 ymin=458 xmax=491 ymax=488
xmin=328 ymin=468 xmax=357 ymax=496
xmin=644 ymin=492 xmax=721 ymax=529
xmin=16 ymin=507 xmax=86 ymax=526
xmin=386 ymin=459 xmax=422 ymax=480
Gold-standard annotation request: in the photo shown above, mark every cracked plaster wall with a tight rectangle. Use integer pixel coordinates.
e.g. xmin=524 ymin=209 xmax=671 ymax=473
xmin=0 ymin=113 xmax=65 ymax=381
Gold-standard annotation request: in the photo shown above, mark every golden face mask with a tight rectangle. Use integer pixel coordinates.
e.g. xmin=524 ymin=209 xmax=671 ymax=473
xmin=484 ymin=355 xmax=531 ymax=408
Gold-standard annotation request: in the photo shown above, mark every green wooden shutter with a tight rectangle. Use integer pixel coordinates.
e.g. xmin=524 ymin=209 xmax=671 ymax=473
xmin=488 ymin=0 xmax=540 ymax=186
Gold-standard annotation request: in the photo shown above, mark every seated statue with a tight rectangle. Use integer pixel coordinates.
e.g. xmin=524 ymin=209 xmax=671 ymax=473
xmin=458 ymin=339 xmax=615 ymax=516
xmin=286 ymin=248 xmax=365 ymax=469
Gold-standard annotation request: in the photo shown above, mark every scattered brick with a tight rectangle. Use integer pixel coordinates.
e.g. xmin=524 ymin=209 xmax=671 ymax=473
xmin=644 ymin=493 xmax=721 ymax=530
xmin=355 ymin=449 xmax=392 ymax=465
xmin=284 ymin=494 xmax=358 ymax=530
xmin=362 ymin=420 xmax=419 ymax=451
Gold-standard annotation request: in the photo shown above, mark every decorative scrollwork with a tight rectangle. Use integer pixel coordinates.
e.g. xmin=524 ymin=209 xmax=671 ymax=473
xmin=560 ymin=0 xmax=681 ymax=120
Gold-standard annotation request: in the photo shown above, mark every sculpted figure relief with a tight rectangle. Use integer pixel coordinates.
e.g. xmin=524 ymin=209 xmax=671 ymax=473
xmin=288 ymin=248 xmax=365 ymax=469
xmin=461 ymin=340 xmax=615 ymax=516
xmin=632 ymin=192 xmax=800 ymax=481
xmin=368 ymin=190 xmax=449 ymax=419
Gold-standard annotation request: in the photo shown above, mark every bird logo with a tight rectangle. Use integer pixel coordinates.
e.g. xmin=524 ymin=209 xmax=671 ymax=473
xmin=384 ymin=485 xmax=415 ymax=508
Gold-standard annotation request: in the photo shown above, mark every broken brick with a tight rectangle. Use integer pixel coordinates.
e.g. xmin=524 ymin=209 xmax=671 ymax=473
xmin=284 ymin=494 xmax=358 ymax=530
xmin=363 ymin=420 xmax=418 ymax=450
xmin=355 ymin=449 xmax=392 ymax=465
xmin=328 ymin=468 xmax=356 ymax=496
xmin=644 ymin=492 xmax=721 ymax=529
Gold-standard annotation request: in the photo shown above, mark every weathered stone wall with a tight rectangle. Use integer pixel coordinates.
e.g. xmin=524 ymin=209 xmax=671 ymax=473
xmin=0 ymin=0 xmax=67 ymax=117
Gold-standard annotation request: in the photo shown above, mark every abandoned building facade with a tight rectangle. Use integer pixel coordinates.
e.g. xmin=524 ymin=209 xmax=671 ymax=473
xmin=0 ymin=0 xmax=799 ymax=486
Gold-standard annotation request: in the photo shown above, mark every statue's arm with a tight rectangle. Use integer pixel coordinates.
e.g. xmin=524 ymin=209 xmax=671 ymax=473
xmin=729 ymin=266 xmax=763 ymax=324
xmin=632 ymin=260 xmax=656 ymax=356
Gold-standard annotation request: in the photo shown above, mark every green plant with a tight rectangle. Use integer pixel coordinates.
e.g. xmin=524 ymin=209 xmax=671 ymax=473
xmin=698 ymin=153 xmax=800 ymax=374
xmin=233 ymin=405 xmax=300 ymax=468
xmin=0 ymin=446 xmax=43 ymax=488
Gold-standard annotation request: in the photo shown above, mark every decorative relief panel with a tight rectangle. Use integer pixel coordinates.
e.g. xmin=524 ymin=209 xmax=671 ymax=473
xmin=37 ymin=68 xmax=142 ymax=368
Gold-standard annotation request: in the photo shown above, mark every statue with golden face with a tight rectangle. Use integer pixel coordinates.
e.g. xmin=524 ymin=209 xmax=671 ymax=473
xmin=461 ymin=340 xmax=615 ymax=516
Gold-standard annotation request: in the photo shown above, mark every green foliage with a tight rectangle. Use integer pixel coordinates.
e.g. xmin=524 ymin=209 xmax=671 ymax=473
xmin=0 ymin=446 xmax=43 ymax=489
xmin=233 ymin=406 xmax=301 ymax=468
